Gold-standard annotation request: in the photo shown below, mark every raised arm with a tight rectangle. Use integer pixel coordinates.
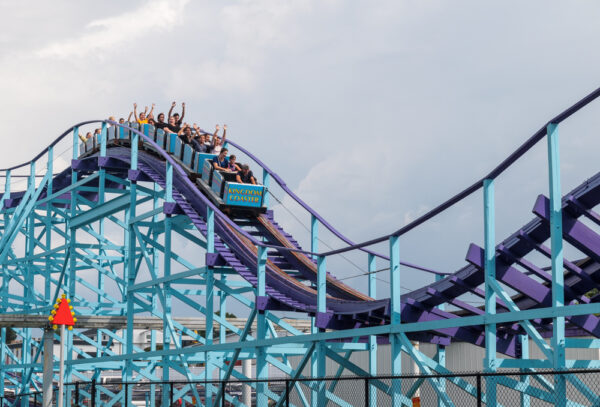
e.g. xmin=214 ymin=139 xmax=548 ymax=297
xmin=148 ymin=103 xmax=155 ymax=118
xmin=212 ymin=125 xmax=220 ymax=146
xmin=168 ymin=102 xmax=176 ymax=119
xmin=222 ymin=124 xmax=227 ymax=143
xmin=127 ymin=111 xmax=133 ymax=122
xmin=180 ymin=102 xmax=186 ymax=122
xmin=192 ymin=124 xmax=201 ymax=136
xmin=133 ymin=103 xmax=139 ymax=122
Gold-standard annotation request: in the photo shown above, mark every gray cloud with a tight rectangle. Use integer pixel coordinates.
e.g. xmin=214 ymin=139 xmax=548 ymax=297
xmin=1 ymin=0 xmax=600 ymax=298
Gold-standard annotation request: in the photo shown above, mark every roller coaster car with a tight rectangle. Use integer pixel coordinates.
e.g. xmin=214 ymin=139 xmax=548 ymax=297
xmin=196 ymin=158 xmax=267 ymax=216
xmin=78 ymin=122 xmax=267 ymax=215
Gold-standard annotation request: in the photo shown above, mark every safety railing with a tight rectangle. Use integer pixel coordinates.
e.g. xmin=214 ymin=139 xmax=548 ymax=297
xmin=4 ymin=369 xmax=599 ymax=407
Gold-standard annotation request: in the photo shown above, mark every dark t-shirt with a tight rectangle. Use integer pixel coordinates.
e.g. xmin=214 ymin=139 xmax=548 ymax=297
xmin=238 ymin=170 xmax=255 ymax=184
xmin=167 ymin=124 xmax=180 ymax=133
xmin=212 ymin=156 xmax=229 ymax=168
xmin=155 ymin=121 xmax=167 ymax=129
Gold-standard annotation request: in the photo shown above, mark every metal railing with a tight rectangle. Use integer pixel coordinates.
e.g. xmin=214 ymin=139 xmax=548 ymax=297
xmin=3 ymin=369 xmax=600 ymax=406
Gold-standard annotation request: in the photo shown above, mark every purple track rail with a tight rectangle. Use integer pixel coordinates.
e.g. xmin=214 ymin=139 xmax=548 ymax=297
xmin=7 ymin=144 xmax=590 ymax=357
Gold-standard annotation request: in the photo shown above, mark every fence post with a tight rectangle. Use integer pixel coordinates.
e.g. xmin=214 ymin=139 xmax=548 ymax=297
xmin=125 ymin=383 xmax=128 ymax=407
xmin=364 ymin=378 xmax=369 ymax=407
xmin=170 ymin=383 xmax=174 ymax=406
xmin=75 ymin=383 xmax=79 ymax=405
xmin=286 ymin=380 xmax=290 ymax=407
xmin=477 ymin=374 xmax=482 ymax=407
xmin=91 ymin=382 xmax=96 ymax=407
xmin=221 ymin=381 xmax=226 ymax=407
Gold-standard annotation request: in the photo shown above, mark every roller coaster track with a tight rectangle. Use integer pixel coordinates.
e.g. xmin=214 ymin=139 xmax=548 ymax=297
xmin=14 ymin=143 xmax=600 ymax=357
xmin=2 ymin=87 xmax=600 ymax=406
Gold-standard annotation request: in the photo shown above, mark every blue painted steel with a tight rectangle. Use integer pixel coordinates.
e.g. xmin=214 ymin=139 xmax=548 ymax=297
xmin=167 ymin=133 xmax=177 ymax=153
xmin=72 ymin=126 xmax=79 ymax=160
xmin=520 ymin=334 xmax=531 ymax=407
xmin=483 ymin=178 xmax=497 ymax=406
xmin=201 ymin=158 xmax=212 ymax=184
xmin=262 ymin=168 xmax=270 ymax=208
xmin=389 ymin=235 xmax=402 ymax=405
xmin=317 ymin=255 xmax=326 ymax=314
xmin=156 ymin=129 xmax=165 ymax=150
xmin=368 ymin=254 xmax=377 ymax=407
xmin=100 ymin=122 xmax=107 ymax=157
xmin=256 ymin=245 xmax=268 ymax=407
xmin=182 ymin=144 xmax=193 ymax=168
xmin=1 ymin=94 xmax=600 ymax=406
xmin=547 ymin=122 xmax=566 ymax=407
xmin=131 ymin=129 xmax=138 ymax=170
xmin=222 ymin=182 xmax=264 ymax=207
xmin=211 ymin=170 xmax=224 ymax=197
xmin=174 ymin=136 xmax=183 ymax=159
xmin=196 ymin=153 xmax=217 ymax=173
xmin=206 ymin=206 xmax=215 ymax=404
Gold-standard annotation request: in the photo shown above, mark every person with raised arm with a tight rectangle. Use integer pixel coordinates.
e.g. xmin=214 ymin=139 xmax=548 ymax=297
xmin=164 ymin=116 xmax=180 ymax=133
xmin=168 ymin=101 xmax=185 ymax=127
xmin=211 ymin=124 xmax=227 ymax=155
xmin=192 ymin=124 xmax=211 ymax=153
xmin=78 ymin=132 xmax=92 ymax=143
xmin=155 ymin=112 xmax=167 ymax=129
xmin=178 ymin=124 xmax=203 ymax=151
xmin=146 ymin=103 xmax=155 ymax=121
xmin=133 ymin=103 xmax=149 ymax=125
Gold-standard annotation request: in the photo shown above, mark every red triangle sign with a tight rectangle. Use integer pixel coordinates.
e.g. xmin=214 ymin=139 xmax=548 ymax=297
xmin=53 ymin=298 xmax=75 ymax=326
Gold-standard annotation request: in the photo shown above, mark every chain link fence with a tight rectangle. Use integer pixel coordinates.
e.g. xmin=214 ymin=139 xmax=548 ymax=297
xmin=2 ymin=369 xmax=600 ymax=406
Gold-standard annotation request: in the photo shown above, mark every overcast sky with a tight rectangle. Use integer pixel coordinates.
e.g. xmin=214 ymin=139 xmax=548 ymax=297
xmin=3 ymin=1 xmax=600 ymax=296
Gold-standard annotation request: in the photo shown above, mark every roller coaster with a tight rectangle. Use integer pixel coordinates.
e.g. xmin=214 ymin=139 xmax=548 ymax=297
xmin=2 ymin=87 xmax=600 ymax=406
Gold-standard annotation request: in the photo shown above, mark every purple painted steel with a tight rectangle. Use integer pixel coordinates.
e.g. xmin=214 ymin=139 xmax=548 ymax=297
xmin=68 ymin=148 xmax=593 ymax=356
xmin=5 ymin=88 xmax=600 ymax=355
xmin=6 ymin=142 xmax=600 ymax=355
xmin=313 ymin=85 xmax=600 ymax=257
xmin=227 ymin=138 xmax=447 ymax=275
xmin=466 ymin=243 xmax=600 ymax=337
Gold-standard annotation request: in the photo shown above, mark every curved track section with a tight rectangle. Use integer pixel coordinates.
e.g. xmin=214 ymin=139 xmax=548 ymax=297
xmin=8 ymin=141 xmax=600 ymax=358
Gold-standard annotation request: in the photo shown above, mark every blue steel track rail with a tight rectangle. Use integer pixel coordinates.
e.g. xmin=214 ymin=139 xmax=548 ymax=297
xmin=1 ymin=87 xmax=600 ymax=407
xmin=2 ymin=84 xmax=600 ymax=356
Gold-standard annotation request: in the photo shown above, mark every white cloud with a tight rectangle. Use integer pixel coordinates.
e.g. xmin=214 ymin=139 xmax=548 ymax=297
xmin=166 ymin=0 xmax=313 ymax=95
xmin=36 ymin=0 xmax=189 ymax=59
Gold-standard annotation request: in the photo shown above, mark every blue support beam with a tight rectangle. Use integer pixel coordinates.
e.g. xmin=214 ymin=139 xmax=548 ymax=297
xmin=483 ymin=178 xmax=497 ymax=407
xmin=389 ymin=235 xmax=402 ymax=405
xmin=316 ymin=255 xmax=327 ymax=405
xmin=256 ymin=244 xmax=269 ymax=406
xmin=368 ymin=253 xmax=377 ymax=407
xmin=206 ymin=205 xmax=215 ymax=405
xmin=547 ymin=122 xmax=566 ymax=407
xmin=435 ymin=273 xmax=446 ymax=407
xmin=3 ymin=114 xmax=600 ymax=406
xmin=263 ymin=169 xmax=271 ymax=208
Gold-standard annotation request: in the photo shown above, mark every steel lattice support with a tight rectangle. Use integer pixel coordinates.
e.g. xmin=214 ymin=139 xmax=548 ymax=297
xmin=1 ymin=90 xmax=600 ymax=407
